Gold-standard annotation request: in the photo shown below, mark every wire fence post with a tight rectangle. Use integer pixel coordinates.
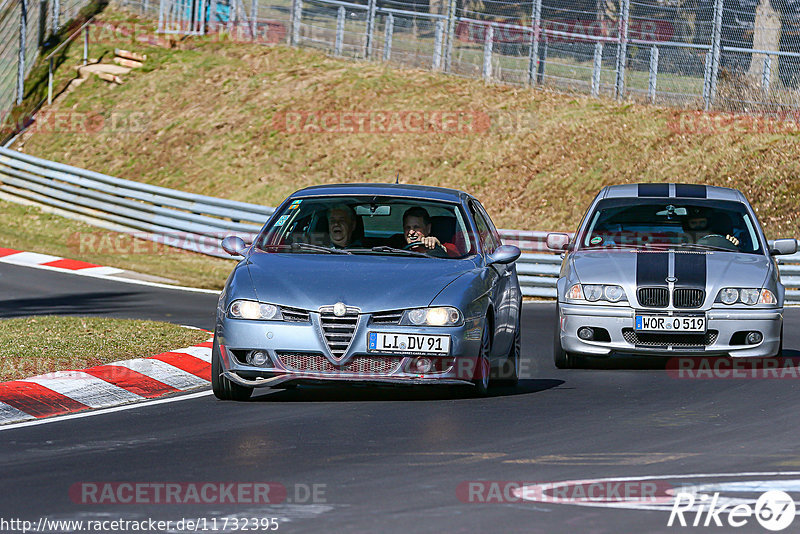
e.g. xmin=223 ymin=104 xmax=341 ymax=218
xmin=334 ymin=6 xmax=345 ymax=56
xmin=707 ymin=0 xmax=723 ymax=110
xmin=648 ymin=45 xmax=658 ymax=104
xmin=17 ymin=0 xmax=27 ymax=105
xmin=762 ymin=55 xmax=772 ymax=94
xmin=83 ymin=25 xmax=89 ymax=65
xmin=433 ymin=19 xmax=443 ymax=70
xmin=47 ymin=57 xmax=53 ymax=105
xmin=52 ymin=0 xmax=60 ymax=34
xmin=527 ymin=0 xmax=542 ymax=85
xmin=443 ymin=0 xmax=456 ymax=73
xmin=702 ymin=50 xmax=712 ymax=108
xmin=383 ymin=13 xmax=394 ymax=61
xmin=290 ymin=0 xmax=302 ymax=46
xmin=591 ymin=42 xmax=602 ymax=97
xmin=250 ymin=0 xmax=257 ymax=39
xmin=365 ymin=0 xmax=377 ymax=59
xmin=614 ymin=0 xmax=629 ymax=100
xmin=482 ymin=24 xmax=493 ymax=81
xmin=536 ymin=38 xmax=547 ymax=84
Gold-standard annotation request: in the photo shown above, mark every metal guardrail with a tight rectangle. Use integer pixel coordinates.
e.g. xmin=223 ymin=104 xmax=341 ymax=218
xmin=1 ymin=145 xmax=799 ymax=301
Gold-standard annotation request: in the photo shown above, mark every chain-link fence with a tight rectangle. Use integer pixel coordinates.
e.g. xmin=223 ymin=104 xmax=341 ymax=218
xmin=0 ymin=0 xmax=95 ymax=129
xmin=218 ymin=0 xmax=798 ymax=114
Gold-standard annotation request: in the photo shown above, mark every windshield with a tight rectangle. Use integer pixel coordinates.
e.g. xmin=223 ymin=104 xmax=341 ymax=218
xmin=579 ymin=199 xmax=763 ymax=254
xmin=255 ymin=196 xmax=476 ymax=259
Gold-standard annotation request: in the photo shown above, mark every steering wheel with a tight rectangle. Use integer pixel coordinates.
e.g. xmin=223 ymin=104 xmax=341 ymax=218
xmin=404 ymin=241 xmax=425 ymax=250
xmin=697 ymin=233 xmax=737 ymax=250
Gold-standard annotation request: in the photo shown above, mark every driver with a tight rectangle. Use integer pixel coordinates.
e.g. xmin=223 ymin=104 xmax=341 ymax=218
xmin=682 ymin=207 xmax=739 ymax=246
xmin=327 ymin=205 xmax=360 ymax=248
xmin=403 ymin=207 xmax=455 ymax=257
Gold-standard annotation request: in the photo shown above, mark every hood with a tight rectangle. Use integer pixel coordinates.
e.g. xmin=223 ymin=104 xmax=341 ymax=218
xmin=243 ymin=252 xmax=477 ymax=312
xmin=571 ymin=249 xmax=773 ymax=297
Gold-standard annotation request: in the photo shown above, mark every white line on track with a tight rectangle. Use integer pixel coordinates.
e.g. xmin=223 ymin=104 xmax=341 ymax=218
xmin=0 ymin=390 xmax=214 ymax=432
xmin=0 ymin=259 xmax=220 ymax=294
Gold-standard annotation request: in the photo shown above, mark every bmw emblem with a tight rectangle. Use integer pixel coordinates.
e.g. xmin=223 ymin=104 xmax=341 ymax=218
xmin=666 ymin=276 xmax=678 ymax=283
xmin=333 ymin=302 xmax=347 ymax=317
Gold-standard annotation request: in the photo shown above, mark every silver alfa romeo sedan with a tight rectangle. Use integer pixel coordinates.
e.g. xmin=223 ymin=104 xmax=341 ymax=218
xmin=547 ymin=183 xmax=797 ymax=368
xmin=212 ymin=184 xmax=522 ymax=399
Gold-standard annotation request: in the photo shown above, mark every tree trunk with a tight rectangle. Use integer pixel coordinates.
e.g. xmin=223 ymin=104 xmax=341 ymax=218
xmin=748 ymin=0 xmax=780 ymax=81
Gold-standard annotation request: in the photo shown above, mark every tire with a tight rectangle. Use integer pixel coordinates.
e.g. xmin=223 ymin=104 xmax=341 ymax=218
xmin=553 ymin=303 xmax=578 ymax=369
xmin=471 ymin=326 xmax=492 ymax=397
xmin=494 ymin=317 xmax=520 ymax=387
xmin=773 ymin=326 xmax=784 ymax=358
xmin=211 ymin=336 xmax=253 ymax=401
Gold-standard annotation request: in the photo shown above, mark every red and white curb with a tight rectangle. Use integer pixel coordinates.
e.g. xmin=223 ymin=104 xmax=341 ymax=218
xmin=0 ymin=341 xmax=214 ymax=425
xmin=0 ymin=247 xmax=124 ymax=276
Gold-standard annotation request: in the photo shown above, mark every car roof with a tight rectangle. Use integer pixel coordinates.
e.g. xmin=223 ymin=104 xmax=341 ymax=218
xmin=600 ymin=183 xmax=746 ymax=202
xmin=290 ymin=183 xmax=473 ymax=203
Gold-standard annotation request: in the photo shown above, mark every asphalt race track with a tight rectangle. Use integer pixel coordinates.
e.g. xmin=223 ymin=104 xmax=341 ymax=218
xmin=3 ymin=263 xmax=800 ymax=533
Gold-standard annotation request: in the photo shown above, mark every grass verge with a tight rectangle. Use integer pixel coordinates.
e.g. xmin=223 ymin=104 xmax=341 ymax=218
xmin=0 ymin=316 xmax=209 ymax=382
xmin=0 ymin=198 xmax=234 ymax=289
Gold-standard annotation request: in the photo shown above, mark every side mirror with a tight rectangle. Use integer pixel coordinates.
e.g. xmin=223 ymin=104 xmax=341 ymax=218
xmin=546 ymin=232 xmax=571 ymax=251
xmin=487 ymin=245 xmax=521 ymax=266
xmin=221 ymin=235 xmax=248 ymax=257
xmin=770 ymin=238 xmax=798 ymax=256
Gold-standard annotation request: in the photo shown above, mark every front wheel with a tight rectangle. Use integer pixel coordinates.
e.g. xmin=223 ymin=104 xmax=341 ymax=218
xmin=211 ymin=336 xmax=253 ymax=401
xmin=471 ymin=326 xmax=492 ymax=396
xmin=494 ymin=317 xmax=520 ymax=387
xmin=553 ymin=304 xmax=579 ymax=369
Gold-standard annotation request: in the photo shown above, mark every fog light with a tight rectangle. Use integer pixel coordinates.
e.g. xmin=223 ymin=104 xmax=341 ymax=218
xmin=247 ymin=350 xmax=269 ymax=366
xmin=578 ymin=327 xmax=595 ymax=341
xmin=746 ymin=332 xmax=763 ymax=345
xmin=414 ymin=357 xmax=433 ymax=373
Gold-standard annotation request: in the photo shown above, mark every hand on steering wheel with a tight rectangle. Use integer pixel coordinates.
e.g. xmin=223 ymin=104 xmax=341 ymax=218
xmin=403 ymin=241 xmax=425 ymax=250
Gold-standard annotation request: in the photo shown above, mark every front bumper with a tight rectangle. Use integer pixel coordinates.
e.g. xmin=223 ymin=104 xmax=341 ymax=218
xmin=217 ymin=314 xmax=483 ymax=388
xmin=559 ymin=302 xmax=783 ymax=358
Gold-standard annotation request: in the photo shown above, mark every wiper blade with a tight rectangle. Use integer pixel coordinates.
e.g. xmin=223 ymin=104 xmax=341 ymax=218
xmin=673 ymin=242 xmax=735 ymax=252
xmin=365 ymin=246 xmax=429 ymax=258
xmin=258 ymin=243 xmax=351 ymax=254
xmin=292 ymin=242 xmax=352 ymax=254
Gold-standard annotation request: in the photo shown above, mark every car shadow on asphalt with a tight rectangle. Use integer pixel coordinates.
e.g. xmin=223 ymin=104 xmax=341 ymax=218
xmin=570 ymin=348 xmax=800 ymax=370
xmin=249 ymin=378 xmax=564 ymax=402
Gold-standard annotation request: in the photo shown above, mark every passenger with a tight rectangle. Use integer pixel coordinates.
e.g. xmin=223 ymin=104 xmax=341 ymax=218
xmin=403 ymin=207 xmax=457 ymax=257
xmin=327 ymin=204 xmax=360 ymax=248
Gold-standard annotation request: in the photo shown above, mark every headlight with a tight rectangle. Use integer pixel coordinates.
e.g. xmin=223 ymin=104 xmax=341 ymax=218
xmin=401 ymin=307 xmax=462 ymax=326
xmin=566 ymin=284 xmax=627 ymax=303
xmin=228 ymin=300 xmax=282 ymax=320
xmin=739 ymin=288 xmax=760 ymax=305
xmin=718 ymin=288 xmax=739 ymax=305
xmin=716 ymin=288 xmax=776 ymax=306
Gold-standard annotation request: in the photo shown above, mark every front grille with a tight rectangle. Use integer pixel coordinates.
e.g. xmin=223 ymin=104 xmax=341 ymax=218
xmin=282 ymin=307 xmax=311 ymax=322
xmin=277 ymin=352 xmax=401 ymax=374
xmin=370 ymin=310 xmax=404 ymax=325
xmin=319 ymin=305 xmax=360 ymax=359
xmin=673 ymin=289 xmax=705 ymax=309
xmin=623 ymin=329 xmax=718 ymax=347
xmin=638 ymin=287 xmax=669 ymax=308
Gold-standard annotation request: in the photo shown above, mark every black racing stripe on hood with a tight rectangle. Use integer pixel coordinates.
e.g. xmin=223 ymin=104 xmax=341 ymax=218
xmin=674 ymin=252 xmax=706 ymax=288
xmin=637 ymin=183 xmax=669 ymax=197
xmin=636 ymin=252 xmax=669 ymax=287
xmin=674 ymin=184 xmax=707 ymax=198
